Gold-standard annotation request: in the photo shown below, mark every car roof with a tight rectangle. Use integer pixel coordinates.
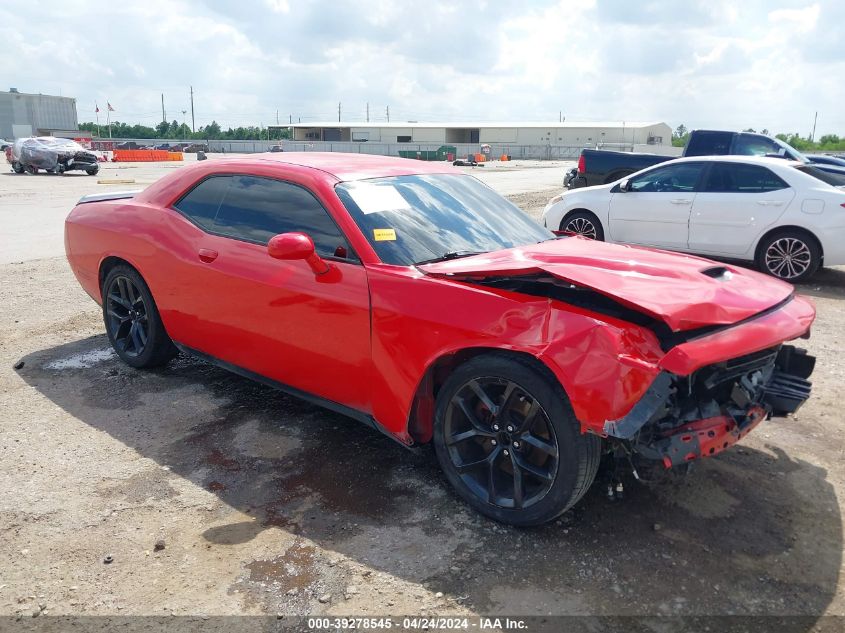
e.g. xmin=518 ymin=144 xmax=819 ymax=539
xmin=221 ymin=151 xmax=458 ymax=182
xmin=665 ymin=155 xmax=802 ymax=168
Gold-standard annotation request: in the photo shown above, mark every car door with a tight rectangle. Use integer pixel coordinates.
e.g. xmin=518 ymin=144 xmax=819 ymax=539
xmin=607 ymin=162 xmax=705 ymax=249
xmin=162 ymin=174 xmax=372 ymax=413
xmin=688 ymin=162 xmax=795 ymax=257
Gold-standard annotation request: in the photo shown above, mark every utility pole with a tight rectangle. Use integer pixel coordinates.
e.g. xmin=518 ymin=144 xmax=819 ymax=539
xmin=366 ymin=102 xmax=369 ymax=122
xmin=811 ymin=111 xmax=818 ymax=142
xmin=338 ymin=102 xmax=341 ymax=122
xmin=559 ymin=111 xmax=562 ymax=122
xmin=276 ymin=110 xmax=279 ymax=125
xmin=289 ymin=114 xmax=292 ymax=124
xmin=181 ymin=110 xmax=187 ymax=139
xmin=161 ymin=94 xmax=166 ymax=125
xmin=386 ymin=105 xmax=390 ymax=122
xmin=190 ymin=86 xmax=195 ymax=132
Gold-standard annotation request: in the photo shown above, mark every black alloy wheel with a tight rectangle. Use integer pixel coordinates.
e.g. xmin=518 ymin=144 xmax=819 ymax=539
xmin=442 ymin=377 xmax=559 ymax=510
xmin=106 ymin=275 xmax=150 ymax=358
xmin=434 ymin=354 xmax=600 ymax=526
xmin=102 ymin=265 xmax=177 ymax=368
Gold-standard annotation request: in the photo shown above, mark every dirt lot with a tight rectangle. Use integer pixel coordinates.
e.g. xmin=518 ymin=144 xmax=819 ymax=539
xmin=1 ymin=161 xmax=844 ymax=629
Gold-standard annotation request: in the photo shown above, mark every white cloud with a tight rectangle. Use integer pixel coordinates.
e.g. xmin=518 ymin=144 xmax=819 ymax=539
xmin=0 ymin=0 xmax=841 ymax=135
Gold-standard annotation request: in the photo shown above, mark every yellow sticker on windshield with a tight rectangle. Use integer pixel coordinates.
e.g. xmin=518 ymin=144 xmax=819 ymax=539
xmin=373 ymin=228 xmax=397 ymax=241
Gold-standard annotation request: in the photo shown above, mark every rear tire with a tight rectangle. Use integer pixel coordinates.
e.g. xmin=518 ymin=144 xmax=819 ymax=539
xmin=559 ymin=210 xmax=605 ymax=241
xmin=755 ymin=229 xmax=821 ymax=283
xmin=433 ymin=353 xmax=600 ymax=526
xmin=102 ymin=265 xmax=177 ymax=369
xmin=86 ymin=165 xmax=99 ymax=176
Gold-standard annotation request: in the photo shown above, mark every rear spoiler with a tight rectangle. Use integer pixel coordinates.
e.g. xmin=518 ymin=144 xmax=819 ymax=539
xmin=77 ymin=190 xmax=141 ymax=205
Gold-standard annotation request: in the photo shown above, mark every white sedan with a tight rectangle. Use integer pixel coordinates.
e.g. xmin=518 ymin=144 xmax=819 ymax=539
xmin=542 ymin=155 xmax=845 ymax=281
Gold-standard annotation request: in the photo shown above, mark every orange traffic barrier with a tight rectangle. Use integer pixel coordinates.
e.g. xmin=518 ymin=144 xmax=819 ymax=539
xmin=167 ymin=152 xmax=183 ymax=161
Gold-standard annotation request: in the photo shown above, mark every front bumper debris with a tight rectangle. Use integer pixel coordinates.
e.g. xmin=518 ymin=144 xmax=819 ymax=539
xmin=655 ymin=406 xmax=767 ymax=468
xmin=605 ymin=344 xmax=815 ymax=468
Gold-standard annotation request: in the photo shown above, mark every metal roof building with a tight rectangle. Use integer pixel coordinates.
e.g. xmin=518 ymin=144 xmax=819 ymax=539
xmin=0 ymin=89 xmax=80 ymax=140
xmin=285 ymin=121 xmax=672 ymax=147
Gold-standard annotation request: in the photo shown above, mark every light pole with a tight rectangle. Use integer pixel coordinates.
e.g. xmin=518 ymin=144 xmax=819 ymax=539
xmin=182 ymin=110 xmax=187 ymax=140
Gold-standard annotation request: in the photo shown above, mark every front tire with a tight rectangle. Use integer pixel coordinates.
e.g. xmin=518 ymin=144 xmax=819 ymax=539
xmin=559 ymin=210 xmax=604 ymax=241
xmin=433 ymin=354 xmax=600 ymax=526
xmin=11 ymin=161 xmax=24 ymax=174
xmin=755 ymin=230 xmax=820 ymax=283
xmin=86 ymin=164 xmax=100 ymax=176
xmin=102 ymin=266 xmax=177 ymax=368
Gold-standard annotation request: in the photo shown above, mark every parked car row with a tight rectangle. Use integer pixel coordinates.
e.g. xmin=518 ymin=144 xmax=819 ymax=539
xmin=566 ymin=129 xmax=845 ymax=189
xmin=545 ymin=154 xmax=845 ymax=282
xmin=113 ymin=141 xmax=209 ymax=152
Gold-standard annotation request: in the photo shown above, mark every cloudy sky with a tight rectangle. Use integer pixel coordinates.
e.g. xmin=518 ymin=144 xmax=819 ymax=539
xmin=1 ymin=0 xmax=842 ymax=136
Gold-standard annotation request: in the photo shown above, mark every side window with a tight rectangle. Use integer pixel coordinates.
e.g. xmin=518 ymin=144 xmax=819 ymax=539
xmin=212 ymin=175 xmax=351 ymax=258
xmin=704 ymin=163 xmax=789 ymax=193
xmin=734 ymin=135 xmax=785 ymax=157
xmin=629 ymin=163 xmax=703 ymax=193
xmin=173 ymin=176 xmax=230 ymax=231
xmin=685 ymin=132 xmax=731 ymax=156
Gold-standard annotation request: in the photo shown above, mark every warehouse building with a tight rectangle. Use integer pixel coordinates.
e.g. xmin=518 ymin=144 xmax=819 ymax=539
xmin=0 ymin=89 xmax=80 ymax=140
xmin=286 ymin=121 xmax=672 ymax=147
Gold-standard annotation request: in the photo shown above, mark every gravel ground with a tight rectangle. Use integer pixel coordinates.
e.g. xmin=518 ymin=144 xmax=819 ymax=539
xmin=0 ymin=166 xmax=844 ymax=629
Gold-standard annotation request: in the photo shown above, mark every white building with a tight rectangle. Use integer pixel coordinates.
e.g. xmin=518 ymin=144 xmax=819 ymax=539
xmin=287 ymin=121 xmax=672 ymax=148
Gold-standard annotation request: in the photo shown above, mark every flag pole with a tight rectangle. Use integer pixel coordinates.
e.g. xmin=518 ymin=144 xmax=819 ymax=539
xmin=95 ymin=104 xmax=100 ymax=138
xmin=107 ymin=105 xmax=112 ymax=139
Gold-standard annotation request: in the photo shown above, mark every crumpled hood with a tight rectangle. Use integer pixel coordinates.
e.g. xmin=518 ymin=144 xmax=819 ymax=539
xmin=418 ymin=237 xmax=794 ymax=332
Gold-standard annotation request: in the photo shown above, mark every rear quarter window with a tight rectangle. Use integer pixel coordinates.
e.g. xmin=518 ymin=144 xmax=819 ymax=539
xmin=704 ymin=163 xmax=789 ymax=192
xmin=685 ymin=132 xmax=732 ymax=156
xmin=172 ymin=176 xmax=230 ymax=230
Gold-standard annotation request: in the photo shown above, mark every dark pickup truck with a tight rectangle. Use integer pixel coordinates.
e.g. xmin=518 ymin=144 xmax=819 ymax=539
xmin=567 ymin=129 xmax=840 ymax=188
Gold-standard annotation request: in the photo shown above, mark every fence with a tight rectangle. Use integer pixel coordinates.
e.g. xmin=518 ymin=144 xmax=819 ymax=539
xmin=88 ymin=138 xmax=680 ymax=160
xmin=209 ymin=140 xmax=590 ymax=160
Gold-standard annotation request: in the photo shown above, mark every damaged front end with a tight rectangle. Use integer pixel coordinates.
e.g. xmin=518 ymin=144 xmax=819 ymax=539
xmin=605 ymin=345 xmax=815 ymax=468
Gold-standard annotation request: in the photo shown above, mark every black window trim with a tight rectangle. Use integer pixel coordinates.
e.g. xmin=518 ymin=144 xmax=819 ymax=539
xmin=169 ymin=172 xmax=360 ymax=264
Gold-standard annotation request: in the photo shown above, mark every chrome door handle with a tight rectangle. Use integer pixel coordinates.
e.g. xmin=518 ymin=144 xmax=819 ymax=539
xmin=670 ymin=199 xmax=692 ymax=205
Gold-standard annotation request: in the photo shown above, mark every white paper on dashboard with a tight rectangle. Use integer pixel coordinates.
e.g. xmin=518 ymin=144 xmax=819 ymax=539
xmin=347 ymin=183 xmax=410 ymax=214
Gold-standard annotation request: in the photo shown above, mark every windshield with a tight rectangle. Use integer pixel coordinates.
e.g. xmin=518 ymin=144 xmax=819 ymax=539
xmin=771 ymin=137 xmax=807 ymax=162
xmin=336 ymin=173 xmax=553 ymax=265
xmin=795 ymin=164 xmax=845 ymax=187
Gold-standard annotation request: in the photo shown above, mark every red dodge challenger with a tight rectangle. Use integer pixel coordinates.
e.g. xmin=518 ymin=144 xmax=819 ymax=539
xmin=65 ymin=153 xmax=816 ymax=525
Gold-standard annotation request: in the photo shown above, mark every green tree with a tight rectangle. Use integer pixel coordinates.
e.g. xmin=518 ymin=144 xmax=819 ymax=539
xmin=672 ymin=124 xmax=690 ymax=148
xmin=204 ymin=120 xmax=222 ymax=139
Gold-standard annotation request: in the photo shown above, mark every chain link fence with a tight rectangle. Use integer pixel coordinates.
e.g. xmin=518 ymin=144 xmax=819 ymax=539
xmin=86 ymin=138 xmax=677 ymax=160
